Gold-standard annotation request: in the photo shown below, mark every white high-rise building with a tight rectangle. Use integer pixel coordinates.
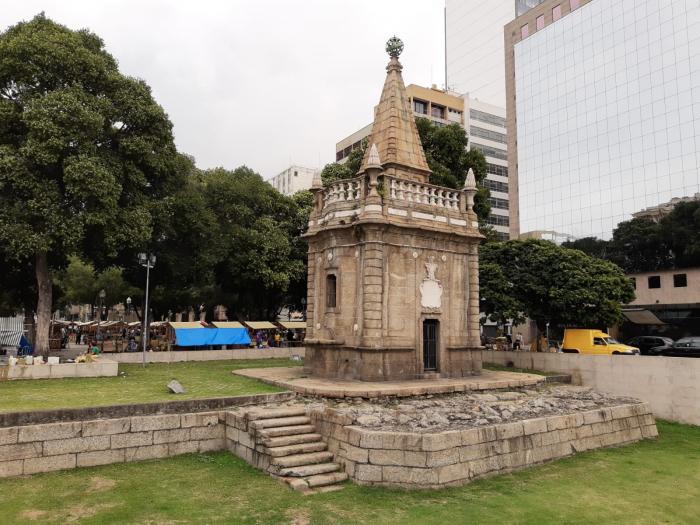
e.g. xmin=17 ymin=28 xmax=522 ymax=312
xmin=268 ymin=165 xmax=319 ymax=196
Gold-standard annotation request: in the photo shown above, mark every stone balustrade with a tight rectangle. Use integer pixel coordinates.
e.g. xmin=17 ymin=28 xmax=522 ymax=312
xmin=387 ymin=177 xmax=460 ymax=211
xmin=323 ymin=177 xmax=363 ymax=208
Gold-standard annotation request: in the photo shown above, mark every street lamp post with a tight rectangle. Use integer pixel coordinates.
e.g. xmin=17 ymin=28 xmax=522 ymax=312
xmin=138 ymin=253 xmax=156 ymax=367
xmin=97 ymin=289 xmax=106 ymax=348
xmin=126 ymin=296 xmax=132 ymax=320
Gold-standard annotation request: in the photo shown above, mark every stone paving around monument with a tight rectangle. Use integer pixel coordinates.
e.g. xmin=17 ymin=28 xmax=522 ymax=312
xmin=233 ymin=366 xmax=544 ymax=398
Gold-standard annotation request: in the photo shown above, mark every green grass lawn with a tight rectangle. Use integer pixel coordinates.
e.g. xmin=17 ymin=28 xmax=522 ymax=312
xmin=0 ymin=359 xmax=297 ymax=413
xmin=0 ymin=421 xmax=697 ymax=524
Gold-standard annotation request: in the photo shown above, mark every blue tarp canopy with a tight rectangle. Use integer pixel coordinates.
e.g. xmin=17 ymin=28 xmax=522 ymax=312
xmin=174 ymin=327 xmax=250 ymax=347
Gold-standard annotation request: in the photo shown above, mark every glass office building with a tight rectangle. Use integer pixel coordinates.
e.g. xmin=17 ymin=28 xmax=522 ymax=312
xmin=514 ymin=0 xmax=700 ymax=239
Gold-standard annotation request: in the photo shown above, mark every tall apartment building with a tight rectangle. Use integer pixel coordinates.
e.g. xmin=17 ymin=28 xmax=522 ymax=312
xmin=268 ymin=165 xmax=319 ymax=196
xmin=505 ymin=0 xmax=700 ymax=240
xmin=335 ymin=84 xmax=511 ymax=239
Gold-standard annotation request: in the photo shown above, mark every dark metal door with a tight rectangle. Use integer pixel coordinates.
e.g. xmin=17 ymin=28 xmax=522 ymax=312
xmin=423 ymin=319 xmax=438 ymax=371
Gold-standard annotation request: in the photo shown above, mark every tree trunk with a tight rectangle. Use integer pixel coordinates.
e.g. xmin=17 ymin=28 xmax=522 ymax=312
xmin=34 ymin=251 xmax=52 ymax=357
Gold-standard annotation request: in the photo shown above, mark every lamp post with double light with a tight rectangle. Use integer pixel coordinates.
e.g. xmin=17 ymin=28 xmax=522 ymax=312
xmin=138 ymin=253 xmax=156 ymax=367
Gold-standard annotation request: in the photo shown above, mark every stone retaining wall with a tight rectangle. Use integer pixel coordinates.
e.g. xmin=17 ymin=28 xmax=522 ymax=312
xmin=0 ymin=411 xmax=226 ymax=478
xmin=309 ymin=403 xmax=657 ymax=489
xmin=112 ymin=347 xmax=305 ymax=363
xmin=0 ymin=359 xmax=118 ymax=381
xmin=483 ymin=351 xmax=700 ymax=425
xmin=0 ymin=392 xmax=294 ymax=478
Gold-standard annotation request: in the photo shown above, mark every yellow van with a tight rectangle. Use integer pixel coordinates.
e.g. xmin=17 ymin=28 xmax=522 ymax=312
xmin=562 ymin=329 xmax=639 ymax=355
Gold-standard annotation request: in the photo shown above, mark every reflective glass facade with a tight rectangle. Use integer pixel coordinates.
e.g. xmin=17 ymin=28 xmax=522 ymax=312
xmin=515 ymin=0 xmax=700 ymax=239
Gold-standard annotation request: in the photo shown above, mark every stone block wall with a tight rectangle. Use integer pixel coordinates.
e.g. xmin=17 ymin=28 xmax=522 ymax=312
xmin=0 ymin=359 xmax=118 ymax=381
xmin=0 ymin=411 xmax=226 ymax=478
xmin=309 ymin=403 xmax=657 ymax=489
xmin=112 ymin=348 xmax=305 ymax=364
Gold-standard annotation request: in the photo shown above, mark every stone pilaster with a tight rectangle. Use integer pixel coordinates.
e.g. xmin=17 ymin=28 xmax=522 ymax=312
xmin=361 ymin=237 xmax=384 ymax=347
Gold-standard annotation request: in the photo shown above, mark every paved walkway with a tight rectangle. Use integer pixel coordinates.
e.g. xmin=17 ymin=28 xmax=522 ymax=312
xmin=233 ymin=367 xmax=545 ymax=398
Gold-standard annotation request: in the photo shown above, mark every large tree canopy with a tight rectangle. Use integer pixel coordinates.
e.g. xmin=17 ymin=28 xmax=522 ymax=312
xmin=563 ymin=201 xmax=700 ymax=272
xmin=0 ymin=15 xmax=180 ymax=353
xmin=138 ymin=166 xmax=308 ymax=321
xmin=480 ymin=240 xmax=635 ymax=332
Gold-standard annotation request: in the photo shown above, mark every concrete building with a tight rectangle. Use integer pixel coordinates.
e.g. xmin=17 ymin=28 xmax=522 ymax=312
xmin=304 ymin=38 xmax=483 ymax=381
xmin=506 ymin=0 xmax=700 ymax=239
xmin=268 ymin=165 xmax=319 ymax=196
xmin=623 ymin=267 xmax=700 ymax=339
xmin=336 ymin=86 xmax=511 ymax=240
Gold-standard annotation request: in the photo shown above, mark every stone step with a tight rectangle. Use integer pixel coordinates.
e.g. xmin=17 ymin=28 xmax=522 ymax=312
xmin=246 ymin=407 xmax=307 ymax=420
xmin=278 ymin=462 xmax=341 ymax=478
xmin=305 ymin=471 xmax=348 ymax=488
xmin=271 ymin=451 xmax=334 ymax=468
xmin=257 ymin=424 xmax=317 ymax=438
xmin=266 ymin=441 xmax=327 ymax=457
xmin=262 ymin=433 xmax=322 ymax=448
xmin=250 ymin=416 xmax=311 ymax=429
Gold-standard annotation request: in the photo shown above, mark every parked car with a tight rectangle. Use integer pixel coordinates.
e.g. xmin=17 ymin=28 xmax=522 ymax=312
xmin=562 ymin=329 xmax=639 ymax=355
xmin=660 ymin=337 xmax=700 ymax=358
xmin=626 ymin=336 xmax=674 ymax=356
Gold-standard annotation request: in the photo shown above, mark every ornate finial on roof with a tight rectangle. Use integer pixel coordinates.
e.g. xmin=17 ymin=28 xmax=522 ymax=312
xmin=463 ymin=168 xmax=477 ymax=191
xmin=367 ymin=143 xmax=381 ymax=167
xmin=386 ymin=36 xmax=403 ymax=58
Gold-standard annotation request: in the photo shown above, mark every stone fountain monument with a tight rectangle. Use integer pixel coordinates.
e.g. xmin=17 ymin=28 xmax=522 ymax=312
xmin=303 ymin=37 xmax=483 ymax=381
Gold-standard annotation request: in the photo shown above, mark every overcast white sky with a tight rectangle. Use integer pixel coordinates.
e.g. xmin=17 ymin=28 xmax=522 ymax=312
xmin=3 ymin=1 xmax=446 ymax=178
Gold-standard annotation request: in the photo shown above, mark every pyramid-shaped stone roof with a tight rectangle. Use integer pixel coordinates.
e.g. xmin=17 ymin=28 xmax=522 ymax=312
xmin=359 ymin=48 xmax=431 ymax=182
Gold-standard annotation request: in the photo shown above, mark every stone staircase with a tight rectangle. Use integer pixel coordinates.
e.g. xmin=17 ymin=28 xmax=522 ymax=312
xmin=235 ymin=407 xmax=348 ymax=494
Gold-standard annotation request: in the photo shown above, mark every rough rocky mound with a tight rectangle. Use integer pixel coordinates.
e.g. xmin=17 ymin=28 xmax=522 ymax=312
xmin=299 ymin=385 xmax=638 ymax=433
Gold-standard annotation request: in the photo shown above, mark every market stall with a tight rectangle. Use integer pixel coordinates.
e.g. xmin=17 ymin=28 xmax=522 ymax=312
xmin=276 ymin=321 xmax=306 ymax=347
xmin=242 ymin=321 xmax=279 ymax=348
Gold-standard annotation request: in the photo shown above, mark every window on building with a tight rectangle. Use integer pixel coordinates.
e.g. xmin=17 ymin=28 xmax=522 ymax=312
xmin=521 ymin=24 xmax=529 ymax=39
xmin=673 ymin=274 xmax=687 ymax=287
xmin=414 ymin=100 xmax=427 ymax=114
xmin=570 ymin=0 xmax=580 ymax=9
xmin=553 ymin=4 xmax=562 ymax=20
xmin=648 ymin=276 xmax=661 ymax=289
xmin=294 ymin=170 xmax=298 ymax=177
xmin=336 ymin=150 xmax=343 ymax=161
xmin=326 ymin=275 xmax=337 ymax=308
xmin=536 ymin=15 xmax=545 ymax=30
xmin=431 ymin=104 xmax=445 ymax=120
xmin=470 ymin=109 xmax=506 ymax=128
xmin=470 ymin=126 xmax=507 ymax=144
xmin=471 ymin=143 xmax=508 ymax=161
xmin=483 ymin=179 xmax=509 ymax=193
xmin=486 ymin=163 xmax=509 ymax=177
xmin=485 ymin=215 xmax=510 ymax=227
xmin=488 ymin=197 xmax=510 ymax=210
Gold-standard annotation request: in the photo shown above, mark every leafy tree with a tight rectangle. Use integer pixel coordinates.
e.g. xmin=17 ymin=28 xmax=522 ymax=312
xmin=0 ymin=15 xmax=179 ymax=354
xmin=562 ymin=237 xmax=611 ymax=260
xmin=480 ymin=240 xmax=635 ymax=339
xmin=659 ymin=201 xmax=700 ymax=269
xmin=55 ymin=255 xmax=139 ymax=315
xmin=320 ymin=141 xmax=366 ymax=186
xmin=415 ymin=118 xmax=490 ymax=221
xmin=563 ymin=201 xmax=700 ymax=273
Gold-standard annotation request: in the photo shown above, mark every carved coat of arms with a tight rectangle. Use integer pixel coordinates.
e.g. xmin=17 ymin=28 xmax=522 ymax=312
xmin=419 ymin=256 xmax=443 ymax=309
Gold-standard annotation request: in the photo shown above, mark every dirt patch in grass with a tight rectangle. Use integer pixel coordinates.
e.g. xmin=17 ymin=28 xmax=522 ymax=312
xmin=65 ymin=503 xmax=116 ymax=522
xmin=89 ymin=476 xmax=116 ymax=491
xmin=287 ymin=508 xmax=311 ymax=525
xmin=19 ymin=509 xmax=47 ymax=521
